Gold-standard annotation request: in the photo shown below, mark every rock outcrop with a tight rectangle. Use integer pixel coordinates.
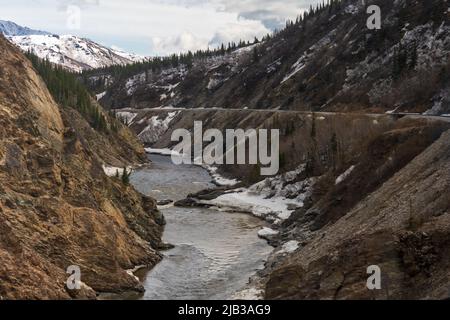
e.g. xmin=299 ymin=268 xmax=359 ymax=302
xmin=0 ymin=35 xmax=163 ymax=299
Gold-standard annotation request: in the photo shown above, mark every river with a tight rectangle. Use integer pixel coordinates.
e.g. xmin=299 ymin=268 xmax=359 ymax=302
xmin=129 ymin=154 xmax=272 ymax=300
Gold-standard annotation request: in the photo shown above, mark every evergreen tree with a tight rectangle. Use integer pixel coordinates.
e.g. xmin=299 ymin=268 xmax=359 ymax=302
xmin=393 ymin=44 xmax=408 ymax=80
xmin=25 ymin=51 xmax=110 ymax=133
xmin=311 ymin=113 xmax=317 ymax=140
xmin=253 ymin=47 xmax=259 ymax=63
xmin=121 ymin=167 xmax=131 ymax=185
xmin=409 ymin=41 xmax=418 ymax=71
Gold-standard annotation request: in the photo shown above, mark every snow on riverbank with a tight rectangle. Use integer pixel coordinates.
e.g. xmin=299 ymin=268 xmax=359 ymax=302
xmin=204 ymin=166 xmax=240 ymax=187
xmin=231 ymin=287 xmax=265 ymax=300
xmin=278 ymin=240 xmax=300 ymax=254
xmin=206 ymin=190 xmax=297 ymax=222
xmin=203 ymin=165 xmax=315 ymax=224
xmin=258 ymin=227 xmax=279 ymax=237
xmin=102 ymin=165 xmax=133 ymax=177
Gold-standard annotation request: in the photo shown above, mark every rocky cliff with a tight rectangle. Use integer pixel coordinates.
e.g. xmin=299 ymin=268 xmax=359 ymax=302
xmin=0 ymin=35 xmax=163 ymax=299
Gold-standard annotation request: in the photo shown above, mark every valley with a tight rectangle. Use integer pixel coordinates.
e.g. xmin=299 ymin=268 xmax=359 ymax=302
xmin=1 ymin=0 xmax=450 ymax=301
xmin=130 ymin=154 xmax=272 ymax=300
xmin=114 ymin=107 xmax=450 ymax=299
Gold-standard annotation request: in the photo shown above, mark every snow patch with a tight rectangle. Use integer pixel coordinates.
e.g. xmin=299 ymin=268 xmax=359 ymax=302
xmin=138 ymin=111 xmax=179 ymax=144
xmin=278 ymin=240 xmax=300 ymax=254
xmin=116 ymin=111 xmax=138 ymax=125
xmin=207 ymin=78 xmax=222 ymax=90
xmin=103 ymin=165 xmax=133 ymax=177
xmin=281 ymin=30 xmax=336 ymax=84
xmin=281 ymin=55 xmax=306 ymax=84
xmin=231 ymin=287 xmax=264 ymax=300
xmin=206 ymin=166 xmax=240 ymax=186
xmin=126 ymin=265 xmax=146 ymax=282
xmin=335 ymin=165 xmax=356 ymax=185
xmin=201 ymin=165 xmax=314 ymax=224
xmin=203 ymin=165 xmax=314 ymax=224
xmin=126 ymin=72 xmax=146 ymax=96
xmin=96 ymin=91 xmax=107 ymax=101
xmin=258 ymin=227 xmax=279 ymax=238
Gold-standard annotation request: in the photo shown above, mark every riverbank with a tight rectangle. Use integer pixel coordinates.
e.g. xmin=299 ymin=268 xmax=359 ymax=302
xmin=164 ymin=159 xmax=319 ymax=298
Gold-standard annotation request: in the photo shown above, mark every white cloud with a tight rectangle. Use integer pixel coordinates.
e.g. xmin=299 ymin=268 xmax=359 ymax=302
xmin=0 ymin=0 xmax=320 ymax=55
xmin=218 ymin=0 xmax=311 ymax=29
xmin=209 ymin=18 xmax=269 ymax=48
xmin=151 ymin=32 xmax=209 ymax=55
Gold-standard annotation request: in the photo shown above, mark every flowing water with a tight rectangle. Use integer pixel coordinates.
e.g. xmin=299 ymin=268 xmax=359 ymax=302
xmin=129 ymin=154 xmax=272 ymax=300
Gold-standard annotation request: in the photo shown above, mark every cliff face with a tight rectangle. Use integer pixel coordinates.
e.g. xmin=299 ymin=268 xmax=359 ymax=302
xmin=0 ymin=36 xmax=163 ymax=299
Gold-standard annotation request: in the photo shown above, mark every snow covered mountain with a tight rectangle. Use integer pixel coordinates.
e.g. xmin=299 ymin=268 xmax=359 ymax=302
xmin=1 ymin=20 xmax=143 ymax=72
xmin=0 ymin=20 xmax=50 ymax=36
xmin=8 ymin=34 xmax=143 ymax=73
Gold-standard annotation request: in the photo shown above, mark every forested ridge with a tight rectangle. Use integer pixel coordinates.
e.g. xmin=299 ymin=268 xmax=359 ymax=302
xmin=25 ymin=50 xmax=114 ymax=132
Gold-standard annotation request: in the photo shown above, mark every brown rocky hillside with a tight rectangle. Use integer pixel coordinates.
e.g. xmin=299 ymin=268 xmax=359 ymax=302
xmin=0 ymin=35 xmax=163 ymax=299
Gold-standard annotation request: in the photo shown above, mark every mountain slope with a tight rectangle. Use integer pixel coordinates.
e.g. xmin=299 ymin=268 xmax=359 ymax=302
xmin=0 ymin=35 xmax=163 ymax=299
xmin=91 ymin=0 xmax=450 ymax=115
xmin=265 ymin=127 xmax=450 ymax=299
xmin=0 ymin=20 xmax=50 ymax=36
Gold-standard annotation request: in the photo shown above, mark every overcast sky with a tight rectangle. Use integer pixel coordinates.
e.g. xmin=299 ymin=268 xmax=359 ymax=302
xmin=0 ymin=0 xmax=321 ymax=56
